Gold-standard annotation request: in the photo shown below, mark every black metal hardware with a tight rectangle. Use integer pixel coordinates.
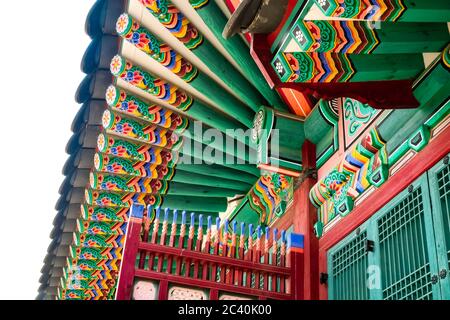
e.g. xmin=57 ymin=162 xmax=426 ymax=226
xmin=366 ymin=240 xmax=375 ymax=252
xmin=439 ymin=269 xmax=447 ymax=279
xmin=408 ymin=185 xmax=414 ymax=193
xmin=444 ymin=155 xmax=449 ymax=165
xmin=431 ymin=275 xmax=439 ymax=284
xmin=320 ymin=273 xmax=328 ymax=285
xmin=294 ymin=168 xmax=318 ymax=189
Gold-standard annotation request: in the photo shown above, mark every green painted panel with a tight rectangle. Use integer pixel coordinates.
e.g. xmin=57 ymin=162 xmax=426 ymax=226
xmin=329 ymin=172 xmax=445 ymax=300
xmin=374 ymin=176 xmax=440 ymax=300
xmin=428 ymin=154 xmax=450 ymax=299
xmin=171 ymin=170 xmax=251 ymax=192
xmin=328 ymin=230 xmax=370 ymax=300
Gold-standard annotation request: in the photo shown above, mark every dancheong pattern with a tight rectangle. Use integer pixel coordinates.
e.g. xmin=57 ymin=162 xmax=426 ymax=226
xmin=105 ymin=85 xmax=189 ymax=133
xmin=248 ymin=172 xmax=293 ymax=226
xmin=97 ymin=133 xmax=180 ymax=163
xmin=85 ymin=189 xmax=162 ymax=209
xmin=90 ymin=171 xmax=169 ymax=195
xmin=81 ymin=205 xmax=129 ymax=222
xmin=102 ymin=109 xmax=182 ymax=149
xmin=116 ymin=13 xmax=198 ymax=82
xmin=282 ymin=52 xmax=355 ymax=83
xmin=292 ymin=20 xmax=380 ymax=54
xmin=76 ymin=220 xmax=127 ymax=236
xmin=138 ymin=0 xmax=204 ymax=49
xmin=110 ymin=55 xmax=193 ymax=111
xmin=70 ymin=246 xmax=123 ymax=260
xmin=343 ymin=98 xmax=379 ymax=147
xmin=310 ymin=128 xmax=389 ymax=237
xmin=313 ymin=0 xmax=406 ymax=21
xmin=94 ymin=153 xmax=176 ymax=180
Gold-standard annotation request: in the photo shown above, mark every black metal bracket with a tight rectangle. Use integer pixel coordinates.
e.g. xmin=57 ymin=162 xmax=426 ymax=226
xmin=366 ymin=240 xmax=375 ymax=252
xmin=294 ymin=168 xmax=318 ymax=189
xmin=320 ymin=273 xmax=328 ymax=285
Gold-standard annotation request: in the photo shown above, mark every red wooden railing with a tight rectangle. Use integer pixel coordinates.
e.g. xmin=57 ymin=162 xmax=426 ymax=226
xmin=116 ymin=205 xmax=305 ymax=300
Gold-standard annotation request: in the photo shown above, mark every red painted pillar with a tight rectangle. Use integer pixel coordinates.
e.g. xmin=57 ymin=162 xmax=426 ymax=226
xmin=209 ymin=289 xmax=219 ymax=300
xmin=293 ymin=140 xmax=319 ymax=299
xmin=158 ymin=280 xmax=169 ymax=300
xmin=287 ymin=233 xmax=305 ymax=300
xmin=115 ymin=204 xmax=144 ymax=300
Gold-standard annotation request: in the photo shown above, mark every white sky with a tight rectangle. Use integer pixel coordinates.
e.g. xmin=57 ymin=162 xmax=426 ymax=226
xmin=0 ymin=0 xmax=96 ymax=299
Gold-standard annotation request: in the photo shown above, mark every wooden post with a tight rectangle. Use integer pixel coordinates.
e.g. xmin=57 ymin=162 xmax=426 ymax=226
xmin=209 ymin=288 xmax=219 ymax=300
xmin=287 ymin=233 xmax=305 ymax=300
xmin=158 ymin=280 xmax=169 ymax=300
xmin=293 ymin=140 xmax=319 ymax=299
xmin=115 ymin=204 xmax=144 ymax=300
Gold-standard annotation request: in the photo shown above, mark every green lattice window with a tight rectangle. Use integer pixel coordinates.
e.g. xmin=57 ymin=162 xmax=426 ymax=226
xmin=328 ymin=155 xmax=450 ymax=300
xmin=328 ymin=231 xmax=370 ymax=300
xmin=436 ymin=165 xmax=450 ymax=270
xmin=377 ymin=187 xmax=433 ymax=300
xmin=428 ymin=155 xmax=450 ymax=299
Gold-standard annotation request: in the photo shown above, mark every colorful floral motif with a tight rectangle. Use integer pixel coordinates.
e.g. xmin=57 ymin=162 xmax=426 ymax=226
xmin=70 ymin=246 xmax=123 ymax=261
xmin=90 ymin=171 xmax=169 ymax=195
xmin=313 ymin=0 xmax=406 ymax=21
xmin=291 ymin=20 xmax=379 ymax=54
xmin=138 ymin=0 xmax=204 ymax=49
xmin=81 ymin=205 xmax=129 ymax=222
xmin=85 ymin=189 xmax=162 ymax=208
xmin=105 ymin=85 xmax=188 ymax=133
xmin=94 ymin=153 xmax=176 ymax=180
xmin=77 ymin=220 xmax=127 ymax=236
xmin=97 ymin=133 xmax=180 ymax=164
xmin=343 ymin=97 xmax=378 ymax=140
xmin=248 ymin=172 xmax=293 ymax=226
xmin=102 ymin=110 xmax=181 ymax=149
xmin=310 ymin=128 xmax=389 ymax=236
xmin=278 ymin=51 xmax=355 ymax=83
xmin=110 ymin=55 xmax=193 ymax=111
xmin=74 ymin=233 xmax=125 ymax=248
xmin=116 ymin=13 xmax=198 ymax=82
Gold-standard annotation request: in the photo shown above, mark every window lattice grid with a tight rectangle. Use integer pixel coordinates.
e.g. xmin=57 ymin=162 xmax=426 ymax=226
xmin=437 ymin=165 xmax=450 ymax=269
xmin=331 ymin=232 xmax=369 ymax=300
xmin=377 ymin=187 xmax=432 ymax=300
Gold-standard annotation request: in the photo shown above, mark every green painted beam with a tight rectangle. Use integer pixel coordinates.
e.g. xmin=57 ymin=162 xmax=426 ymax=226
xmin=161 ymin=195 xmax=228 ymax=212
xmin=167 ymin=182 xmax=242 ymax=197
xmin=171 ymin=170 xmax=252 ymax=192
xmin=181 ymin=139 xmax=259 ymax=176
xmin=189 ymin=0 xmax=288 ymax=110
xmin=193 ymin=40 xmax=266 ymax=111
xmin=183 ymin=124 xmax=256 ymax=164
xmin=400 ymin=0 xmax=450 ymax=22
xmin=372 ymin=22 xmax=449 ymax=54
xmin=111 ymin=56 xmax=253 ymax=148
xmin=378 ymin=50 xmax=450 ymax=153
xmin=349 ymin=53 xmax=425 ymax=82
xmin=176 ymin=163 xmax=258 ymax=185
xmin=291 ymin=20 xmax=449 ymax=54
xmin=137 ymin=0 xmax=269 ymax=111
xmin=116 ymin=14 xmax=255 ymax=128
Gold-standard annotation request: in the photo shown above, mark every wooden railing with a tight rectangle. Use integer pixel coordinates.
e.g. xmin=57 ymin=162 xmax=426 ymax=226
xmin=116 ymin=205 xmax=305 ymax=300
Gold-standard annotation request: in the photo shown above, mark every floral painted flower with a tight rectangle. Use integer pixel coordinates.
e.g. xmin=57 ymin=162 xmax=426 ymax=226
xmin=131 ymin=31 xmax=150 ymax=50
xmin=124 ymin=70 xmax=144 ymax=85
xmin=116 ymin=14 xmax=129 ymax=33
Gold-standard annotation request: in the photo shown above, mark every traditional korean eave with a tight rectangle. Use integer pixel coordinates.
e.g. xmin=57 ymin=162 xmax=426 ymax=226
xmin=38 ymin=0 xmax=290 ymax=300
